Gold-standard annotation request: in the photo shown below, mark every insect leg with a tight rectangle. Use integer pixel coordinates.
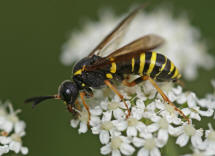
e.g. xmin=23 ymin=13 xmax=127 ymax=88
xmin=70 ymin=100 xmax=82 ymax=119
xmin=124 ymin=74 xmax=130 ymax=80
xmin=84 ymin=88 xmax=94 ymax=98
xmin=104 ymin=80 xmax=130 ymax=118
xmin=80 ymin=92 xmax=91 ymax=126
xmin=75 ymin=100 xmax=82 ymax=112
xmin=175 ymin=79 xmax=185 ymax=87
xmin=146 ymin=76 xmax=190 ymax=124
xmin=122 ymin=76 xmax=148 ymax=87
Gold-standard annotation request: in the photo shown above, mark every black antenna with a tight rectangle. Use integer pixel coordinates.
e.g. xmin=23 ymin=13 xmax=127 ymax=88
xmin=25 ymin=95 xmax=60 ymax=108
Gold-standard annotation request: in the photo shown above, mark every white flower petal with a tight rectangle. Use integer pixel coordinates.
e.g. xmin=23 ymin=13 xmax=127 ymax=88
xmin=131 ymin=107 xmax=144 ymax=120
xmin=78 ymin=122 xmax=88 ymax=134
xmin=110 ymin=130 xmax=121 ymax=137
xmin=177 ymin=94 xmax=187 ymax=104
xmin=2 ymin=121 xmax=13 ymax=133
xmin=21 ymin=147 xmax=28 ymax=155
xmin=120 ymin=143 xmax=135 ymax=155
xmin=90 ymin=116 xmax=100 ymax=126
xmin=90 ymin=106 xmax=102 ymax=115
xmin=113 ymin=120 xmax=127 ymax=131
xmin=100 ymin=144 xmax=111 ymax=155
xmin=157 ymin=129 xmax=168 ymax=147
xmin=132 ymin=137 xmax=145 ymax=147
xmin=102 ymin=111 xmax=112 ymax=121
xmin=155 ymin=100 xmax=165 ymax=110
xmin=136 ymin=122 xmax=146 ymax=132
xmin=127 ymin=126 xmax=137 ymax=137
xmin=120 ymin=136 xmax=130 ymax=144
xmin=112 ymin=149 xmax=121 ymax=156
xmin=190 ymin=112 xmax=201 ymax=121
xmin=0 ymin=136 xmax=11 ymax=145
xmin=197 ymin=99 xmax=212 ymax=108
xmin=182 ymin=108 xmax=191 ymax=116
xmin=136 ymin=99 xmax=145 ymax=109
xmin=119 ymin=101 xmax=131 ymax=109
xmin=149 ymin=114 xmax=161 ymax=122
xmin=70 ymin=119 xmax=79 ymax=128
xmin=172 ymin=86 xmax=182 ymax=95
xmin=176 ymin=133 xmax=189 ymax=147
xmin=199 ymin=109 xmax=214 ymax=117
xmin=168 ymin=125 xmax=183 ymax=136
xmin=100 ymin=99 xmax=108 ymax=110
xmin=91 ymin=125 xmax=100 ymax=134
xmin=147 ymin=123 xmax=159 ymax=133
xmin=187 ymin=93 xmax=197 ymax=107
xmin=172 ymin=116 xmax=182 ymax=125
xmin=168 ymin=91 xmax=177 ymax=101
xmin=113 ymin=108 xmax=125 ymax=120
xmin=99 ymin=130 xmax=110 ymax=144
xmin=191 ymin=134 xmax=205 ymax=150
xmin=138 ymin=148 xmax=149 ymax=156
xmin=150 ymin=148 xmax=161 ymax=156
xmin=9 ymin=141 xmax=21 ymax=153
xmin=14 ymin=121 xmax=26 ymax=135
xmin=0 ymin=145 xmax=9 ymax=155
xmin=204 ymin=143 xmax=215 ymax=155
xmin=140 ymin=130 xmax=153 ymax=139
xmin=146 ymin=101 xmax=156 ymax=110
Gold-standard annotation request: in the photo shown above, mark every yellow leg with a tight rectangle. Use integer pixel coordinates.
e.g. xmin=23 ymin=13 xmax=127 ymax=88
xmin=75 ymin=100 xmax=82 ymax=112
xmin=122 ymin=79 xmax=137 ymax=87
xmin=122 ymin=76 xmax=148 ymax=87
xmin=80 ymin=92 xmax=91 ymax=126
xmin=147 ymin=76 xmax=190 ymax=124
xmin=104 ymin=80 xmax=131 ymax=118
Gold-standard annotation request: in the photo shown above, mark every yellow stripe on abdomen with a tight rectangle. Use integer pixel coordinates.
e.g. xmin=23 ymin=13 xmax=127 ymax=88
xmin=155 ymin=56 xmax=167 ymax=77
xmin=168 ymin=61 xmax=174 ymax=75
xmin=110 ymin=62 xmax=117 ymax=73
xmin=138 ymin=53 xmax=145 ymax=76
xmin=172 ymin=67 xmax=179 ymax=79
xmin=131 ymin=57 xmax=135 ymax=72
xmin=146 ymin=52 xmax=157 ymax=76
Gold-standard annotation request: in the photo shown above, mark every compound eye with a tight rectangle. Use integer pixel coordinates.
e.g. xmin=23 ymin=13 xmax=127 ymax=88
xmin=62 ymin=89 xmax=72 ymax=102
xmin=66 ymin=89 xmax=71 ymax=95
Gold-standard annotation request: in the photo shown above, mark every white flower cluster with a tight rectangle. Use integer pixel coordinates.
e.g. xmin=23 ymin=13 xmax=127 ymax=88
xmin=70 ymin=81 xmax=215 ymax=156
xmin=61 ymin=5 xmax=215 ymax=156
xmin=61 ymin=7 xmax=214 ymax=80
xmin=0 ymin=101 xmax=28 ymax=155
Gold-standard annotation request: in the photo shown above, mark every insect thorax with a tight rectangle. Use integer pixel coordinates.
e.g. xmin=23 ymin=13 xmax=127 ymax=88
xmin=72 ymin=55 xmax=106 ymax=89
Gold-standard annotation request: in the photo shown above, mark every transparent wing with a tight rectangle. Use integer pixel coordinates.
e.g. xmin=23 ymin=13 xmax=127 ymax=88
xmin=85 ymin=34 xmax=164 ymax=71
xmin=106 ymin=34 xmax=164 ymax=58
xmin=88 ymin=5 xmax=146 ymax=57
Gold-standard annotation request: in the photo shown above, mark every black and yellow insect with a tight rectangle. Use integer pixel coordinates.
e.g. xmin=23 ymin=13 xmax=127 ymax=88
xmin=25 ymin=6 xmax=189 ymax=124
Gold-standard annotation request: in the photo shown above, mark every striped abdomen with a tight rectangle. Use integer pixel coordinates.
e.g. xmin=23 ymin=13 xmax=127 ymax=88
xmin=107 ymin=51 xmax=181 ymax=82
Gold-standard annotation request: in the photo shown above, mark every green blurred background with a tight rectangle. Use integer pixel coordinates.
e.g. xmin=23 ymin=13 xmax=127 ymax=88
xmin=0 ymin=0 xmax=214 ymax=156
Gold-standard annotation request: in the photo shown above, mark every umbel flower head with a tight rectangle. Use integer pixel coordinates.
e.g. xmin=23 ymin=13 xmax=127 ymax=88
xmin=61 ymin=5 xmax=215 ymax=156
xmin=70 ymin=81 xmax=215 ymax=156
xmin=61 ymin=6 xmax=214 ymax=80
xmin=0 ymin=101 xmax=28 ymax=156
